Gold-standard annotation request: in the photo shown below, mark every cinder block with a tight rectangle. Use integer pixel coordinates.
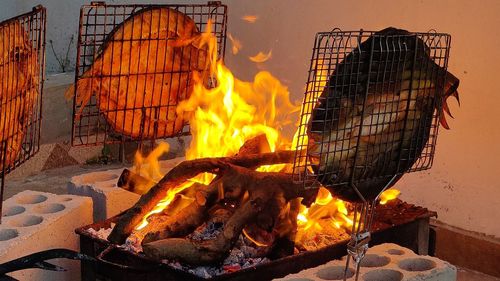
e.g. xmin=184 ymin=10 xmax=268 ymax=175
xmin=0 ymin=190 xmax=93 ymax=281
xmin=275 ymin=243 xmax=457 ymax=281
xmin=67 ymin=157 xmax=184 ymax=222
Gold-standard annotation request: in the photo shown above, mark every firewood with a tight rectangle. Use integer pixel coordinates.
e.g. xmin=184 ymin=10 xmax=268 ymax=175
xmin=141 ymin=181 xmax=220 ymax=244
xmin=117 ymin=168 xmax=157 ymax=195
xmin=237 ymin=134 xmax=271 ymax=155
xmin=108 ymin=150 xmax=297 ymax=244
xmin=142 ymin=164 xmax=307 ymax=264
xmin=132 ymin=190 xmax=195 ymax=240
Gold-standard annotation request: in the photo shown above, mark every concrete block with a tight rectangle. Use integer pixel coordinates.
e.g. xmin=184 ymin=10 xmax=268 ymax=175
xmin=67 ymin=157 xmax=184 ymax=222
xmin=0 ymin=190 xmax=93 ymax=281
xmin=275 ymin=243 xmax=457 ymax=281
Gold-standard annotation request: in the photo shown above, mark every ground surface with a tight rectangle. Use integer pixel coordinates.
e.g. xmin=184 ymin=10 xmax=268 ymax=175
xmin=458 ymin=267 xmax=500 ymax=281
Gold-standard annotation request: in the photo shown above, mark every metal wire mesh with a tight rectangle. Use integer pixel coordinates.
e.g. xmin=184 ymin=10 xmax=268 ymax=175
xmin=71 ymin=1 xmax=227 ymax=146
xmin=293 ymin=29 xmax=451 ymax=202
xmin=0 ymin=6 xmax=46 ymax=178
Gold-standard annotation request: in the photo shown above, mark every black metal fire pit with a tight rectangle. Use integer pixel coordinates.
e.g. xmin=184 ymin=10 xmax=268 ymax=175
xmin=76 ymin=200 xmax=435 ymax=281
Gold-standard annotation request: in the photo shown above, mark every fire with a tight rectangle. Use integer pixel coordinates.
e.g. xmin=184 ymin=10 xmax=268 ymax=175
xmin=136 ymin=22 xmax=297 ymax=229
xmin=379 ymin=189 xmax=401 ymax=205
xmin=133 ymin=142 xmax=170 ymax=182
xmin=296 ymin=187 xmax=354 ymax=237
xmin=228 ymin=33 xmax=242 ymax=55
xmin=241 ymin=15 xmax=258 ymax=23
xmin=134 ymin=22 xmax=400 ymax=239
xmin=249 ymin=50 xmax=272 ymax=63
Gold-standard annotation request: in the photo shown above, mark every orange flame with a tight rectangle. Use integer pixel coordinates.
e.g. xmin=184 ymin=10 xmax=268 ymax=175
xmin=133 ymin=142 xmax=169 ymax=182
xmin=249 ymin=50 xmax=272 ymax=63
xmin=136 ymin=22 xmax=297 ymax=230
xmin=134 ymin=22 xmax=401 ymax=239
xmin=379 ymin=189 xmax=401 ymax=205
xmin=228 ymin=33 xmax=242 ymax=55
xmin=242 ymin=15 xmax=258 ymax=23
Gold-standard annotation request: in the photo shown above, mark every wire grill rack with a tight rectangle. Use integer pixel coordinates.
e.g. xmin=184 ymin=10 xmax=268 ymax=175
xmin=293 ymin=29 xmax=452 ymax=202
xmin=0 ymin=5 xmax=46 ymax=215
xmin=71 ymin=1 xmax=227 ymax=146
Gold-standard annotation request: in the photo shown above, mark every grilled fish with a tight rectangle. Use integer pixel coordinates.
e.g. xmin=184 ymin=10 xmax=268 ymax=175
xmin=307 ymin=27 xmax=459 ymax=202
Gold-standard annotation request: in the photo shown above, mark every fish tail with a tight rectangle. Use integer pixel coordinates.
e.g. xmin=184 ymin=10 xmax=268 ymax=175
xmin=64 ymin=77 xmax=93 ymax=121
xmin=439 ymin=71 xmax=460 ymax=130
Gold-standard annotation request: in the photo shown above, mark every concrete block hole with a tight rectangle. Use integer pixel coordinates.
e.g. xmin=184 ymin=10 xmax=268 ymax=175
xmin=2 ymin=206 xmax=26 ymax=217
xmin=9 ymin=215 xmax=44 ymax=227
xmin=316 ymin=266 xmax=354 ymax=280
xmin=362 ymin=269 xmax=403 ymax=281
xmin=398 ymin=258 xmax=436 ymax=272
xmin=387 ymin=249 xmax=405 ymax=255
xmin=359 ymin=254 xmax=390 ymax=267
xmin=0 ymin=229 xmax=19 ymax=241
xmin=16 ymin=194 xmax=47 ymax=204
xmin=33 ymin=203 xmax=66 ymax=214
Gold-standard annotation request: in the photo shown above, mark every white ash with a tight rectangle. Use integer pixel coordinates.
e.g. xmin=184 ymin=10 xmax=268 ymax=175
xmin=160 ymin=235 xmax=271 ymax=278
xmin=124 ymin=233 xmax=143 ymax=253
xmin=86 ymin=224 xmax=114 ymax=240
xmin=84 ymin=225 xmax=270 ymax=278
xmin=83 ymin=220 xmax=348 ymax=279
xmin=188 ymin=221 xmax=223 ymax=241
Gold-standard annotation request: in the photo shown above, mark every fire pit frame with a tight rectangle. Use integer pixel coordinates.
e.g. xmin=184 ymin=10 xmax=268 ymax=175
xmin=77 ymin=201 xmax=435 ymax=281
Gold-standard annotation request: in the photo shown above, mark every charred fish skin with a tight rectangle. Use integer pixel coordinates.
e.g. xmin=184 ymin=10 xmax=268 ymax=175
xmin=73 ymin=7 xmax=209 ymax=140
xmin=0 ymin=20 xmax=39 ymax=171
xmin=307 ymin=27 xmax=459 ymax=202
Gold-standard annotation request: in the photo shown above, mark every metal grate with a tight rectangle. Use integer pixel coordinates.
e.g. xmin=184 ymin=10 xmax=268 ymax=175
xmin=0 ymin=5 xmax=46 ymax=207
xmin=293 ymin=28 xmax=452 ymax=202
xmin=71 ymin=1 xmax=227 ymax=146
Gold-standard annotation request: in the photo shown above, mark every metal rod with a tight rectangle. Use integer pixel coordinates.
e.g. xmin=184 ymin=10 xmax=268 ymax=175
xmin=0 ymin=140 xmax=7 ymax=224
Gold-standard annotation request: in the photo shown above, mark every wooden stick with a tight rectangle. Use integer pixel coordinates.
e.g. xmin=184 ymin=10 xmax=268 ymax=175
xmin=141 ymin=180 xmax=221 ymax=244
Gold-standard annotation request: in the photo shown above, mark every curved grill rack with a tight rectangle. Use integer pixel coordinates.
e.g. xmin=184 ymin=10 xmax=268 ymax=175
xmin=0 ymin=6 xmax=46 ymax=209
xmin=70 ymin=1 xmax=227 ymax=147
xmin=293 ymin=29 xmax=451 ymax=195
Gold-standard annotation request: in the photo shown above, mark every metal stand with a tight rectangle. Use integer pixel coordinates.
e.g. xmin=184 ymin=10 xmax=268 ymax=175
xmin=343 ymin=201 xmax=374 ymax=280
xmin=343 ymin=175 xmax=398 ymax=281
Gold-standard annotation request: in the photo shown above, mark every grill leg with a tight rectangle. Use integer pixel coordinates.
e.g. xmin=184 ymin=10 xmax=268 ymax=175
xmin=80 ymin=238 xmax=97 ymax=281
xmin=416 ymin=218 xmax=430 ymax=255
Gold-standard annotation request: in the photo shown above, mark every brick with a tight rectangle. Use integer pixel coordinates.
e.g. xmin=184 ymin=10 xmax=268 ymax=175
xmin=0 ymin=190 xmax=93 ymax=281
xmin=275 ymin=243 xmax=456 ymax=281
xmin=67 ymin=157 xmax=184 ymax=222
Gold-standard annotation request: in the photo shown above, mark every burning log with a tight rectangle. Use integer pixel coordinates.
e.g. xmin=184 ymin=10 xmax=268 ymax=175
xmin=108 ymin=150 xmax=298 ymax=244
xmin=142 ymin=164 xmax=309 ymax=264
xmin=237 ymin=134 xmax=271 ymax=155
xmin=117 ymin=168 xmax=157 ymax=195
xmin=142 ymin=181 xmax=221 ymax=243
